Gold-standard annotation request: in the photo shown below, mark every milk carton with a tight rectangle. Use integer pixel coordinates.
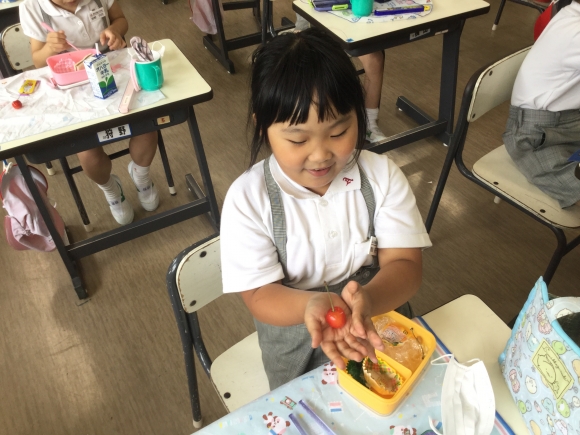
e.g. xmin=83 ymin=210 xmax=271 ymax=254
xmin=84 ymin=54 xmax=118 ymax=99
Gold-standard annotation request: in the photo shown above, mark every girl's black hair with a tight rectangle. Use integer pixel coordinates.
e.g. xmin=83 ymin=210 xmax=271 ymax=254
xmin=248 ymin=27 xmax=367 ymax=167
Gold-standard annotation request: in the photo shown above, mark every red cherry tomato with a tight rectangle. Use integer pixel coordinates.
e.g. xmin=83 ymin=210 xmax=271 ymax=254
xmin=325 ymin=307 xmax=346 ymax=329
xmin=12 ymin=100 xmax=22 ymax=109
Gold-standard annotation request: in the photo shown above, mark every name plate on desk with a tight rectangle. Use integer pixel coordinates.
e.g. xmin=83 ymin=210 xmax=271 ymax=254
xmin=97 ymin=124 xmax=132 ymax=142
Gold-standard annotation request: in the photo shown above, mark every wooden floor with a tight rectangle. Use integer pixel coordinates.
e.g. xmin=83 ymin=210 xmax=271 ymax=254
xmin=2 ymin=0 xmax=579 ymax=434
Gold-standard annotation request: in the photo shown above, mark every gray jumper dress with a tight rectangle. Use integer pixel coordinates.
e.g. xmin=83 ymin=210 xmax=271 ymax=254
xmin=258 ymin=156 xmax=412 ymax=389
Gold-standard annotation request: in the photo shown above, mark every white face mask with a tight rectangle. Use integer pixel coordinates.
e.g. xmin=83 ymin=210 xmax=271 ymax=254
xmin=429 ymin=355 xmax=496 ymax=435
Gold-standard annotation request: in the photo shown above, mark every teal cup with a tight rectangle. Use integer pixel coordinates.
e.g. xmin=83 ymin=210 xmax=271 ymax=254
xmin=351 ymin=0 xmax=373 ymax=16
xmin=134 ymin=51 xmax=164 ymax=91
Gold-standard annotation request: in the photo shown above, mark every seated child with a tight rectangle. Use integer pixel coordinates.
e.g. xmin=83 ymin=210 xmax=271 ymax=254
xmin=220 ymin=28 xmax=432 ymax=389
xmin=503 ymin=0 xmax=580 ymax=208
xmin=20 ymin=0 xmax=160 ymax=225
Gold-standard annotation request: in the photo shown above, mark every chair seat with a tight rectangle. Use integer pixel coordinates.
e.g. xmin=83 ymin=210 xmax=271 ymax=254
xmin=473 ymin=145 xmax=580 ymax=229
xmin=211 ymin=332 xmax=269 ymax=412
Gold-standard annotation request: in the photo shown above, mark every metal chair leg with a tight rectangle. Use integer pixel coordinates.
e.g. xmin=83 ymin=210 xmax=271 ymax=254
xmin=59 ymin=157 xmax=93 ymax=232
xmin=492 ymin=0 xmax=508 ymax=30
xmin=157 ymin=130 xmax=176 ymax=195
xmin=543 ymin=227 xmax=568 ymax=285
xmin=45 ymin=161 xmax=56 ymax=176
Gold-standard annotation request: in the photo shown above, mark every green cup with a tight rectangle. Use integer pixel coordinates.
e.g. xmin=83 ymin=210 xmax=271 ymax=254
xmin=351 ymin=0 xmax=373 ymax=16
xmin=134 ymin=51 xmax=164 ymax=91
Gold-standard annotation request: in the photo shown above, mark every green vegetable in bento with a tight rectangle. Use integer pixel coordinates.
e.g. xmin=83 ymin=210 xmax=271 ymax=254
xmin=346 ymin=360 xmax=368 ymax=388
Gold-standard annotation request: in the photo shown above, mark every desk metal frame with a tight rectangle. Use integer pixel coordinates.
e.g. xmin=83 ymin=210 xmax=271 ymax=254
xmin=203 ymin=0 xmax=292 ymax=73
xmin=2 ymin=93 xmax=220 ymax=300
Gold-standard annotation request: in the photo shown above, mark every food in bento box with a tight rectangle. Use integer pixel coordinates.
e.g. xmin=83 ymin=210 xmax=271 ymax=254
xmin=363 ymin=357 xmax=403 ymax=397
xmin=373 ymin=314 xmax=425 ymax=372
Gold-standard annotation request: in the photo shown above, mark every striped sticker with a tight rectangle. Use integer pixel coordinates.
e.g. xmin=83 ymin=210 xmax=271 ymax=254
xmin=329 ymin=401 xmax=342 ymax=413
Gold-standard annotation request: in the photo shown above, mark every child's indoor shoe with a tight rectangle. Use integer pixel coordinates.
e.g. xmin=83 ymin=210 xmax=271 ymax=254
xmin=128 ymin=161 xmax=159 ymax=212
xmin=108 ymin=175 xmax=134 ymax=225
xmin=366 ymin=125 xmax=387 ymax=143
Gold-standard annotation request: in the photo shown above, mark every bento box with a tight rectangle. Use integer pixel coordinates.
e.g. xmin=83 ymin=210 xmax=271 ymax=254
xmin=337 ymin=310 xmax=436 ymax=415
xmin=46 ymin=49 xmax=96 ymax=86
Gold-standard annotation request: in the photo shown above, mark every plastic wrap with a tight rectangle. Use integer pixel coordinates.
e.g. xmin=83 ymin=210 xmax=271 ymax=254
xmin=373 ymin=314 xmax=427 ymax=372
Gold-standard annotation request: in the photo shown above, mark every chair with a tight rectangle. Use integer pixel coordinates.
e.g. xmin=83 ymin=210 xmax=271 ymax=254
xmin=0 ymin=24 xmax=177 ymax=232
xmin=491 ymin=0 xmax=547 ymax=31
xmin=428 ymin=46 xmax=580 ymax=285
xmin=0 ymin=23 xmax=34 ymax=77
xmin=166 ymin=234 xmax=269 ymax=429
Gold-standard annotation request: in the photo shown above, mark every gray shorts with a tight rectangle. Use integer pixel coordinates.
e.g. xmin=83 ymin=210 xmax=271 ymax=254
xmin=502 ymin=105 xmax=580 ymax=208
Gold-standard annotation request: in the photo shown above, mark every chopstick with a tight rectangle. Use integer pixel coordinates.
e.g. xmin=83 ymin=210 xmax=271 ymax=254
xmin=40 ymin=23 xmax=81 ymax=51
xmin=288 ymin=414 xmax=308 ymax=435
xmin=298 ymin=400 xmax=337 ymax=435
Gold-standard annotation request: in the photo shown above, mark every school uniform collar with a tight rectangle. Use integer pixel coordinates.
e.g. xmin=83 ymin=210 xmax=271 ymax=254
xmin=268 ymin=155 xmax=361 ymax=200
xmin=39 ymin=0 xmax=93 ymax=16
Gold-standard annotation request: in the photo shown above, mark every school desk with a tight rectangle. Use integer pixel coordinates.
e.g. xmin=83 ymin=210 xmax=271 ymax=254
xmin=0 ymin=0 xmax=23 ymax=77
xmin=0 ymin=39 xmax=220 ymax=300
xmin=192 ymin=295 xmax=527 ymax=434
xmin=293 ymin=0 xmax=490 ymax=152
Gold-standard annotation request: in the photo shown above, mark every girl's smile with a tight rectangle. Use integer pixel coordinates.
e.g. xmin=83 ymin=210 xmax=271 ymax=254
xmin=267 ymin=106 xmax=358 ymax=196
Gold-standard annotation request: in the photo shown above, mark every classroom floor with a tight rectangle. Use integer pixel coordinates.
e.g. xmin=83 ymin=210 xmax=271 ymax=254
xmin=1 ymin=0 xmax=579 ymax=434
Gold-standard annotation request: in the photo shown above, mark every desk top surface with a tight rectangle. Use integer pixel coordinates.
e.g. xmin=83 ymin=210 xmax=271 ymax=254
xmin=0 ymin=0 xmax=22 ymax=12
xmin=293 ymin=0 xmax=489 ymax=46
xmin=423 ymin=294 xmax=528 ymax=434
xmin=0 ymin=39 xmax=211 ymax=158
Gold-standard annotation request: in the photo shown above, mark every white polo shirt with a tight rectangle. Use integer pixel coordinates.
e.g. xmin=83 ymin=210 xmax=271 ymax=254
xmin=511 ymin=1 xmax=580 ymax=111
xmin=20 ymin=0 xmax=113 ymax=50
xmin=221 ymin=150 xmax=432 ymax=293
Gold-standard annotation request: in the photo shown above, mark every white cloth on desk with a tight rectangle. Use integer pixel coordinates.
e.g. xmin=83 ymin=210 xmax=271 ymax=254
xmin=221 ymin=150 xmax=431 ymax=293
xmin=511 ymin=1 xmax=580 ymax=111
xmin=0 ymin=50 xmax=165 ymax=144
xmin=20 ymin=0 xmax=114 ymax=49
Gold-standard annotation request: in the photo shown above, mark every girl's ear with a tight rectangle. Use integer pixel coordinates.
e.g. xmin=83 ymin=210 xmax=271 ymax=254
xmin=252 ymin=113 xmax=257 ymax=126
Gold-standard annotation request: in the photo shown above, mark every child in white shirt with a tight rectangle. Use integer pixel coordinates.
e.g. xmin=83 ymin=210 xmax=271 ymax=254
xmin=220 ymin=28 xmax=431 ymax=389
xmin=20 ymin=0 xmax=160 ymax=225
xmin=503 ymin=0 xmax=580 ymax=208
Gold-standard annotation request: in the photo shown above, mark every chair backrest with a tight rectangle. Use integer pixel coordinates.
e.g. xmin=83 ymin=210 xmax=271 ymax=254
xmin=467 ymin=46 xmax=531 ymax=123
xmin=1 ymin=23 xmax=34 ymax=73
xmin=174 ymin=235 xmax=222 ymax=314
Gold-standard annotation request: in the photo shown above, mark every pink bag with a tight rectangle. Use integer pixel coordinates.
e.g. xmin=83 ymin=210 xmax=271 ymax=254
xmin=189 ymin=0 xmax=219 ymax=35
xmin=1 ymin=163 xmax=65 ymax=252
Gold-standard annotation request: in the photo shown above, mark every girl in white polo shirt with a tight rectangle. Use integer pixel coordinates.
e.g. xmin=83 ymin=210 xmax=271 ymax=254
xmin=220 ymin=28 xmax=432 ymax=389
xmin=20 ymin=0 xmax=160 ymax=225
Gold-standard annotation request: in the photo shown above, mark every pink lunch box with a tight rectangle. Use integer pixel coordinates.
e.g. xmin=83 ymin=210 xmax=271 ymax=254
xmin=46 ymin=49 xmax=96 ymax=86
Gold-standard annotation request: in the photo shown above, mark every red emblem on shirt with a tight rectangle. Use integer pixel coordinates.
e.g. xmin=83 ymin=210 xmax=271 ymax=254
xmin=343 ymin=177 xmax=353 ymax=186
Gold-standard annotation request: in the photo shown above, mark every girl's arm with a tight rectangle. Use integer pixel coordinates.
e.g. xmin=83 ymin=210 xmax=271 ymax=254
xmin=30 ymin=33 xmax=69 ymax=68
xmin=305 ymin=247 xmax=422 ymax=368
xmin=344 ymin=247 xmax=422 ymax=342
xmin=100 ymin=1 xmax=128 ymax=50
xmin=241 ymin=281 xmax=342 ymax=326
xmin=241 ymin=283 xmax=377 ymax=368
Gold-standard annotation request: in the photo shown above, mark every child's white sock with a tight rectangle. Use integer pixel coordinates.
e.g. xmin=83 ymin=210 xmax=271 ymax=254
xmin=129 ymin=161 xmax=152 ymax=190
xmin=366 ymin=108 xmax=380 ymax=131
xmin=97 ymin=175 xmax=122 ymax=202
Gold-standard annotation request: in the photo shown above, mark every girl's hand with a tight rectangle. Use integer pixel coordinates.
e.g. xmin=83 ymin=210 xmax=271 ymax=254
xmin=304 ymin=292 xmax=377 ymax=370
xmin=45 ymin=31 xmax=69 ymax=54
xmin=341 ymin=281 xmax=384 ymax=352
xmin=99 ymin=29 xmax=126 ymax=50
